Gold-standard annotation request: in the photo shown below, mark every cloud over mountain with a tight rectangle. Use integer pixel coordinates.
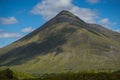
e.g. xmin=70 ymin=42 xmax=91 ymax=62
xmin=0 ymin=32 xmax=22 ymax=38
xmin=31 ymin=0 xmax=97 ymax=23
xmin=21 ymin=27 xmax=34 ymax=33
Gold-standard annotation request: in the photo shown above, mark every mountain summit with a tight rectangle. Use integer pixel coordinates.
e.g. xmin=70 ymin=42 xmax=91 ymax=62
xmin=0 ymin=10 xmax=120 ymax=73
xmin=57 ymin=10 xmax=74 ymax=16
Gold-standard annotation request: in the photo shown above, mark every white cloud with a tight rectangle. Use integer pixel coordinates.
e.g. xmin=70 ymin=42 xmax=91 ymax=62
xmin=0 ymin=17 xmax=18 ymax=24
xmin=0 ymin=32 xmax=22 ymax=38
xmin=21 ymin=27 xmax=34 ymax=33
xmin=99 ymin=18 xmax=109 ymax=24
xmin=99 ymin=18 xmax=116 ymax=28
xmin=30 ymin=0 xmax=117 ymax=30
xmin=70 ymin=6 xmax=97 ymax=23
xmin=87 ymin=0 xmax=100 ymax=4
xmin=30 ymin=0 xmax=98 ymax=23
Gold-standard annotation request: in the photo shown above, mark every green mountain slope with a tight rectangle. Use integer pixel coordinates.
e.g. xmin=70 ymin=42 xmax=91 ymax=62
xmin=0 ymin=10 xmax=120 ymax=74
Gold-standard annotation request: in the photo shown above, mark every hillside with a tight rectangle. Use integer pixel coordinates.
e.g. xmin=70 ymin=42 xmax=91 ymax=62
xmin=0 ymin=10 xmax=120 ymax=74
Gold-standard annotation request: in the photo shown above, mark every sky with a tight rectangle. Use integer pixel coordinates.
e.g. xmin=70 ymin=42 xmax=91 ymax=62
xmin=0 ymin=0 xmax=120 ymax=48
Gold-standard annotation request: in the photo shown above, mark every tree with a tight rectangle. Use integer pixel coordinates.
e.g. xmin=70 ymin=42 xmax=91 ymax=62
xmin=5 ymin=68 xmax=13 ymax=79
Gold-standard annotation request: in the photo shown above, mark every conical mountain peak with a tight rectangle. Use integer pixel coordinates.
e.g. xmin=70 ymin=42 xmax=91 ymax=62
xmin=58 ymin=10 xmax=73 ymax=15
xmin=0 ymin=10 xmax=120 ymax=74
xmin=57 ymin=10 xmax=76 ymax=18
xmin=49 ymin=10 xmax=85 ymax=25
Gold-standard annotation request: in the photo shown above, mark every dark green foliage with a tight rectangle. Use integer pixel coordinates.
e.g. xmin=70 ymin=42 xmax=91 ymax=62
xmin=0 ymin=69 xmax=120 ymax=80
xmin=0 ymin=68 xmax=17 ymax=80
xmin=5 ymin=68 xmax=14 ymax=79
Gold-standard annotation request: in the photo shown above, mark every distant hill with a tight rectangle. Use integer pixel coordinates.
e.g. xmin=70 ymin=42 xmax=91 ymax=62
xmin=0 ymin=10 xmax=120 ymax=74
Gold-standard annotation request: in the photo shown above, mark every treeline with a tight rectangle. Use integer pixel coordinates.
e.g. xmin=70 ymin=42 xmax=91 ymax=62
xmin=0 ymin=68 xmax=120 ymax=80
xmin=22 ymin=71 xmax=120 ymax=80
xmin=39 ymin=72 xmax=120 ymax=80
xmin=0 ymin=68 xmax=36 ymax=80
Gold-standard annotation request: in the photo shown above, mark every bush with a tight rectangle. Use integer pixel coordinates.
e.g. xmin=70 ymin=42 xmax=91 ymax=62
xmin=0 ymin=68 xmax=17 ymax=80
xmin=5 ymin=68 xmax=14 ymax=79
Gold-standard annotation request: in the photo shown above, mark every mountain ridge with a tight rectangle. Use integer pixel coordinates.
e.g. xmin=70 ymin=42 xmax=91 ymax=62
xmin=0 ymin=10 xmax=120 ymax=74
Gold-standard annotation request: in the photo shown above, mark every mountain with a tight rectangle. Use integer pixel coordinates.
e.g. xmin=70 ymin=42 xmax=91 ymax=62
xmin=0 ymin=10 xmax=120 ymax=74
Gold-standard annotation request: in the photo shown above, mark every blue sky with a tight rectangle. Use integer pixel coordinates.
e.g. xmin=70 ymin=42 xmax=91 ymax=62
xmin=0 ymin=0 xmax=120 ymax=48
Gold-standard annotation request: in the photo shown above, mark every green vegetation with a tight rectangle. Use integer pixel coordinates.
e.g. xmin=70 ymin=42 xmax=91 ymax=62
xmin=37 ymin=72 xmax=120 ymax=80
xmin=0 ymin=68 xmax=17 ymax=80
xmin=0 ymin=68 xmax=120 ymax=80
xmin=0 ymin=68 xmax=37 ymax=80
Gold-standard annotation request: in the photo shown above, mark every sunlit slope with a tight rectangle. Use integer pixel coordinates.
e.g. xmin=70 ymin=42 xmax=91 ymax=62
xmin=0 ymin=10 xmax=120 ymax=73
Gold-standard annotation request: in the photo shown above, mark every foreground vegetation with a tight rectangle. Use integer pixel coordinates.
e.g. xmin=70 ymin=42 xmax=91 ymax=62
xmin=0 ymin=68 xmax=17 ymax=80
xmin=0 ymin=68 xmax=36 ymax=80
xmin=0 ymin=68 xmax=120 ymax=80
xmin=23 ymin=72 xmax=120 ymax=80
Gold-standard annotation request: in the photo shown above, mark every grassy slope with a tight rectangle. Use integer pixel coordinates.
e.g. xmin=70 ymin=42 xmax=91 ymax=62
xmin=0 ymin=11 xmax=120 ymax=74
xmin=10 ymin=28 xmax=120 ymax=74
